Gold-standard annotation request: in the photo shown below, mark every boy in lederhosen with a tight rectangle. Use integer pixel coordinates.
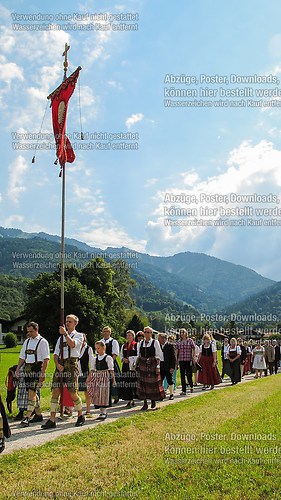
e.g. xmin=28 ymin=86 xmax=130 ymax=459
xmin=42 ymin=314 xmax=85 ymax=429
xmin=15 ymin=321 xmax=50 ymax=427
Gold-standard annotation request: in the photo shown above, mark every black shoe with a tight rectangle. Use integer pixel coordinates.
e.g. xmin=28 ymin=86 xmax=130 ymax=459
xmin=100 ymin=414 xmax=107 ymax=420
xmin=75 ymin=415 xmax=85 ymax=427
xmin=29 ymin=413 xmax=43 ymax=423
xmin=169 ymin=394 xmax=174 ymax=400
xmin=20 ymin=417 xmax=30 ymax=427
xmin=41 ymin=419 xmax=56 ymax=429
xmin=140 ymin=404 xmax=148 ymax=411
xmin=0 ymin=437 xmax=5 ymax=453
xmin=151 ymin=401 xmax=156 ymax=409
xmin=14 ymin=411 xmax=24 ymax=421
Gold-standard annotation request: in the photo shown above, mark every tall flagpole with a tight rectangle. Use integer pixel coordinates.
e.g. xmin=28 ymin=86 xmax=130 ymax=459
xmin=60 ymin=43 xmax=70 ymax=326
xmin=59 ymin=43 xmax=70 ymax=415
xmin=47 ymin=46 xmax=80 ymax=416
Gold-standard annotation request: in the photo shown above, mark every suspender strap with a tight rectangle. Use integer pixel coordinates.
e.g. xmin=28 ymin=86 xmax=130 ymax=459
xmin=24 ymin=337 xmax=43 ymax=363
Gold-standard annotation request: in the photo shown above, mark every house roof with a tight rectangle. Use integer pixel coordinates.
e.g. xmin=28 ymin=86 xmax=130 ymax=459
xmin=0 ymin=315 xmax=26 ymax=326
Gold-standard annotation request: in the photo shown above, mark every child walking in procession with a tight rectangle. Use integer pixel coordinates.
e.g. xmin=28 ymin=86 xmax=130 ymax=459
xmin=86 ymin=341 xmax=116 ymax=420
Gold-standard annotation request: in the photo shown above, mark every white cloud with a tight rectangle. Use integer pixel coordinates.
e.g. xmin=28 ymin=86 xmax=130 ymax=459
xmin=4 ymin=214 xmax=24 ymax=226
xmin=145 ymin=140 xmax=281 ymax=279
xmin=268 ymin=34 xmax=281 ymax=58
xmin=71 ymin=181 xmax=146 ymax=250
xmin=72 ymin=185 xmax=105 ymax=216
xmin=181 ymin=170 xmax=200 ymax=187
xmin=7 ymin=155 xmax=29 ymax=203
xmin=17 ymin=30 xmax=71 ymax=64
xmin=0 ymin=55 xmax=24 ymax=84
xmin=125 ymin=112 xmax=144 ymax=129
xmin=79 ymin=85 xmax=95 ymax=107
xmin=77 ymin=224 xmax=146 ymax=251
xmin=107 ymin=80 xmax=122 ymax=90
xmin=0 ymin=27 xmax=74 ymax=124
xmin=81 ymin=16 xmax=113 ymax=66
xmin=0 ymin=4 xmax=10 ymax=20
xmin=144 ymin=178 xmax=158 ymax=188
xmin=0 ymin=25 xmax=15 ymax=52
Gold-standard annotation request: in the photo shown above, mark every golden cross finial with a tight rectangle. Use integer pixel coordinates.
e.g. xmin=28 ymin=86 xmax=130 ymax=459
xmin=62 ymin=43 xmax=70 ymax=80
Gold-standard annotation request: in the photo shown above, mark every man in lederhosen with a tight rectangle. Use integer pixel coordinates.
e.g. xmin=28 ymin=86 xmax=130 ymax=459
xmin=42 ymin=314 xmax=85 ymax=429
xmin=15 ymin=321 xmax=50 ymax=427
xmin=100 ymin=326 xmax=120 ymax=404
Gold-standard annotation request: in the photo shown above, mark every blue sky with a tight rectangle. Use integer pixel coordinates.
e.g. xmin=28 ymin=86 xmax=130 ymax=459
xmin=2 ymin=0 xmax=281 ymax=279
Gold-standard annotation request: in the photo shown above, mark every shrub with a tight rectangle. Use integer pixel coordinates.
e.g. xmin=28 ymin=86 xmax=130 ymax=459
xmin=4 ymin=332 xmax=18 ymax=348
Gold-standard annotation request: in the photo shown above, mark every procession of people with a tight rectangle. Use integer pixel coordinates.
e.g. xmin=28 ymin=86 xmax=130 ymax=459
xmin=1 ymin=319 xmax=280 ymax=450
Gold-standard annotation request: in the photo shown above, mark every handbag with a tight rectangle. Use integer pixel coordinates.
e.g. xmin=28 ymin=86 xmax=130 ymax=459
xmin=128 ymin=356 xmax=137 ymax=371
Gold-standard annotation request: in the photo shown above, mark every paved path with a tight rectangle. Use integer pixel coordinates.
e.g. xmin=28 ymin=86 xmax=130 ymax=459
xmin=0 ymin=374 xmax=263 ymax=455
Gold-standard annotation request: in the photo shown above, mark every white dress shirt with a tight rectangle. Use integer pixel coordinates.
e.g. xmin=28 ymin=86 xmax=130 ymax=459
xmin=19 ymin=335 xmax=50 ymax=363
xmin=54 ymin=330 xmax=84 ymax=358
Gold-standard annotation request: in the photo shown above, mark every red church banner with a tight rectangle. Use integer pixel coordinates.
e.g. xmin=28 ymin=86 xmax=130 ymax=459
xmin=47 ymin=66 xmax=81 ymax=166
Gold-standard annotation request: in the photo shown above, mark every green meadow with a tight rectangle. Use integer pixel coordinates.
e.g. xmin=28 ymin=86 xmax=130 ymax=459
xmin=0 ymin=346 xmax=56 ymax=412
xmin=0 ymin=361 xmax=280 ymax=500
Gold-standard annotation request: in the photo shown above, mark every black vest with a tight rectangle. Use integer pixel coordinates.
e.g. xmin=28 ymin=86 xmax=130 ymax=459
xmin=96 ymin=355 xmax=108 ymax=371
xmin=79 ymin=346 xmax=89 ymax=374
xmin=105 ymin=339 xmax=114 ymax=356
xmin=202 ymin=345 xmax=213 ymax=357
xmin=140 ymin=339 xmax=155 ymax=358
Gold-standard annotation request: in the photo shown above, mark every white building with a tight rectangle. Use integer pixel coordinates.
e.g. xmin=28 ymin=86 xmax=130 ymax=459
xmin=0 ymin=316 xmax=26 ymax=344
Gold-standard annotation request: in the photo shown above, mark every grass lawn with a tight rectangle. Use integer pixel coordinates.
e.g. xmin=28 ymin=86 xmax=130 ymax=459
xmin=0 ymin=373 xmax=280 ymax=499
xmin=0 ymin=346 xmax=57 ymax=413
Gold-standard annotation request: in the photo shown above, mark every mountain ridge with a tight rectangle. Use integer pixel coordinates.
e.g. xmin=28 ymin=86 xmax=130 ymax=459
xmin=0 ymin=226 xmax=274 ymax=314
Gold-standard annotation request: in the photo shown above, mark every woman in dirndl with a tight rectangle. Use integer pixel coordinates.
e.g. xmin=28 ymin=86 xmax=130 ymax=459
xmin=252 ymin=340 xmax=266 ymax=378
xmin=198 ymin=333 xmax=221 ymax=390
xmin=227 ymin=337 xmax=241 ymax=385
xmin=136 ymin=327 xmax=165 ymax=411
xmin=86 ymin=341 xmax=116 ymax=420
xmin=119 ymin=330 xmax=138 ymax=408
